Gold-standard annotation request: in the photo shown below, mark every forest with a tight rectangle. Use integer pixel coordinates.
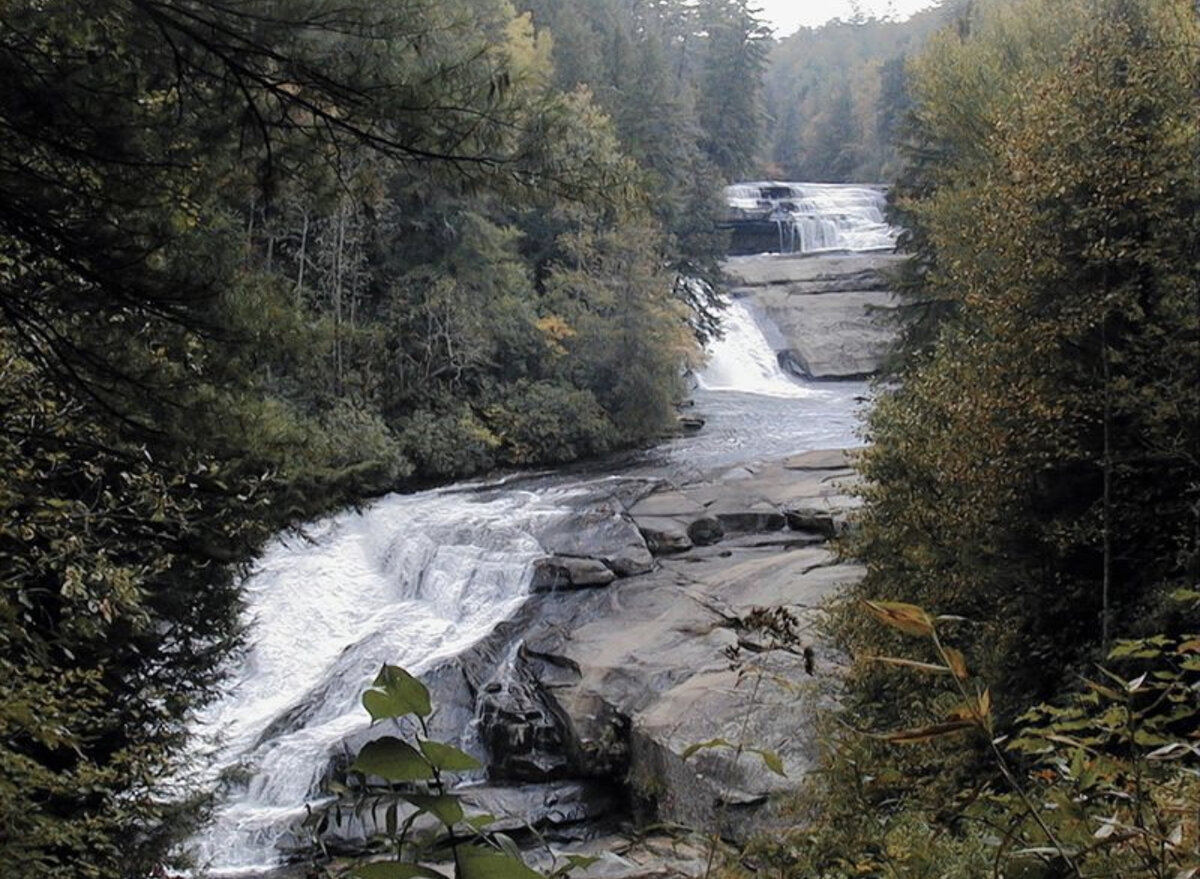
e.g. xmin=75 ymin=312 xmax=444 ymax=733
xmin=0 ymin=0 xmax=766 ymax=874
xmin=2 ymin=0 xmax=1198 ymax=876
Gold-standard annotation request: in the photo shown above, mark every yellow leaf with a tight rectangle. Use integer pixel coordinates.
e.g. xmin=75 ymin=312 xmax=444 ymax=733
xmin=978 ymin=688 xmax=992 ymax=722
xmin=862 ymin=600 xmax=934 ymax=637
xmin=944 ymin=647 xmax=969 ymax=680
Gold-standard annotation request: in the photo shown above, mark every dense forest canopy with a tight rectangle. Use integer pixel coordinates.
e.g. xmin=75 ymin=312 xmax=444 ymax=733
xmin=763 ymin=1 xmax=965 ymax=181
xmin=0 ymin=1 xmax=770 ymax=875
xmin=4 ymin=0 xmax=1198 ymax=875
xmin=780 ymin=0 xmax=1200 ymax=875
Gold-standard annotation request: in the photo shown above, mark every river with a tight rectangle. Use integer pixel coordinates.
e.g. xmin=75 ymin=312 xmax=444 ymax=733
xmin=184 ymin=183 xmax=890 ymax=876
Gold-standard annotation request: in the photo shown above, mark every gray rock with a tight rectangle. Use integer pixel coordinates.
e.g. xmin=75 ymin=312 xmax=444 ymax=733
xmin=477 ymin=659 xmax=577 ymax=781
xmin=760 ymin=289 xmax=897 ymax=379
xmin=783 ymin=448 xmax=853 ymax=470
xmin=722 ymin=252 xmax=907 ymax=379
xmin=685 ymin=516 xmax=723 ymax=546
xmin=628 ymin=491 xmax=707 ymax=519
xmin=707 ymin=498 xmax=786 ymax=534
xmin=634 ymin=516 xmax=693 ymax=554
xmin=457 ymin=781 xmax=618 ymax=833
xmin=722 ymin=251 xmax=905 ymax=290
xmin=531 ymin=556 xmax=617 ymax=592
xmin=538 ymin=507 xmax=654 ymax=576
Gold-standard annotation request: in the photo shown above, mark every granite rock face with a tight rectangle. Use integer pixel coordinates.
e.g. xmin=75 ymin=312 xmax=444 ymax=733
xmin=722 ymin=252 xmax=907 ymax=379
xmin=513 ymin=449 xmax=864 ymax=842
xmin=311 ymin=451 xmax=866 ymax=876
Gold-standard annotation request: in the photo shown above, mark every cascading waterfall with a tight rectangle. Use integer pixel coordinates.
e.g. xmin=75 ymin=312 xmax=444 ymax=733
xmin=696 ymin=298 xmax=813 ymax=398
xmin=186 ymin=182 xmax=892 ymax=875
xmin=187 ymin=485 xmax=591 ymax=875
xmin=723 ymin=181 xmax=896 ymax=254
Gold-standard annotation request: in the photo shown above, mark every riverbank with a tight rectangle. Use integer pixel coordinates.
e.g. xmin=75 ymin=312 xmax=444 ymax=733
xmin=260 ymin=448 xmax=865 ymax=879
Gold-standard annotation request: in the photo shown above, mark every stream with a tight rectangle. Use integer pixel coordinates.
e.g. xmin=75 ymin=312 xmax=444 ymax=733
xmin=185 ymin=184 xmax=891 ymax=876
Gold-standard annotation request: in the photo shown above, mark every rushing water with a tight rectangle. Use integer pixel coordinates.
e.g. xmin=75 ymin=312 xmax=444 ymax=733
xmin=186 ymin=185 xmax=883 ymax=876
xmin=724 ymin=181 xmax=896 ymax=254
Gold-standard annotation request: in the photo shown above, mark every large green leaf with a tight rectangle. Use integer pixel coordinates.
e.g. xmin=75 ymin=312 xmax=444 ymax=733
xmin=419 ymin=739 xmax=482 ymax=772
xmin=402 ymin=793 xmax=464 ymax=827
xmin=352 ymin=737 xmax=434 ymax=781
xmin=457 ymin=846 xmax=543 ymax=879
xmin=363 ymin=665 xmax=432 ymax=720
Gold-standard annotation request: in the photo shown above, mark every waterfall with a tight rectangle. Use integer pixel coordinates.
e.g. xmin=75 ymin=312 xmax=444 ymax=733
xmin=696 ymin=298 xmax=813 ymax=398
xmin=186 ymin=484 xmax=589 ymax=875
xmin=184 ymin=184 xmax=888 ymax=872
xmin=724 ymin=181 xmax=896 ymax=254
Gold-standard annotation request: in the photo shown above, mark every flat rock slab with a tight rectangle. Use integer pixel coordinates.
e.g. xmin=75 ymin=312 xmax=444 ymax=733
xmin=784 ymin=448 xmax=854 ymax=470
xmin=532 ymin=556 xmax=617 ymax=591
xmin=526 ymin=451 xmax=863 ymax=840
xmin=758 ymin=289 xmax=897 ymax=379
xmin=723 ymin=251 xmax=906 ymax=289
xmin=721 ymin=251 xmax=907 ymax=379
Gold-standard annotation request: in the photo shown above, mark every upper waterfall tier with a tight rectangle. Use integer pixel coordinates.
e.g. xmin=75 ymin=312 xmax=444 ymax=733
xmin=721 ymin=181 xmax=896 ymax=255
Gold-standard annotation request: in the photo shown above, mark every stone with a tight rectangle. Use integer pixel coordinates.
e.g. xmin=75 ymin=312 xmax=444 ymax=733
xmin=783 ymin=448 xmax=853 ymax=470
xmin=511 ymin=452 xmax=871 ymax=845
xmin=634 ymin=516 xmax=693 ymax=555
xmin=628 ymin=491 xmax=707 ymax=519
xmin=721 ymin=251 xmax=908 ymax=379
xmin=685 ymin=516 xmax=723 ymax=546
xmin=477 ymin=663 xmax=576 ymax=781
xmin=707 ymin=498 xmax=786 ymax=533
xmin=531 ymin=556 xmax=617 ymax=591
xmin=538 ymin=507 xmax=654 ymax=576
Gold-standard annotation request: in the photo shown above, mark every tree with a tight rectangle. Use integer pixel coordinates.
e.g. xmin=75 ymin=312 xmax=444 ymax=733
xmin=748 ymin=3 xmax=1199 ymax=874
xmin=856 ymin=0 xmax=1200 ymax=716
xmin=1 ymin=1 xmax=708 ymax=874
xmin=695 ymin=0 xmax=772 ymax=181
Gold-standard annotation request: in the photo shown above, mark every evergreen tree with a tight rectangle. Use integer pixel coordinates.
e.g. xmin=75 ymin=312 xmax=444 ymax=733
xmin=0 ymin=1 xmax=709 ymax=873
xmin=856 ymin=0 xmax=1200 ymax=711
xmin=695 ymin=0 xmax=772 ymax=181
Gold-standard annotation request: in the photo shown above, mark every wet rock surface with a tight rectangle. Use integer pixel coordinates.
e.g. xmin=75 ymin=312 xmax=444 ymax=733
xmin=306 ymin=451 xmax=862 ymax=877
xmin=478 ymin=449 xmax=862 ymax=854
xmin=723 ymin=251 xmax=906 ymax=379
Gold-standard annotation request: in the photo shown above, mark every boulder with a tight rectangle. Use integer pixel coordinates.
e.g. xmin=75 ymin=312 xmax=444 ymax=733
xmin=531 ymin=556 xmax=617 ymax=591
xmin=512 ymin=453 xmax=870 ymax=843
xmin=628 ymin=491 xmax=707 ymax=519
xmin=538 ymin=507 xmax=654 ymax=576
xmin=707 ymin=498 xmax=786 ymax=533
xmin=685 ymin=516 xmax=724 ymax=546
xmin=477 ymin=657 xmax=577 ymax=781
xmin=721 ymin=251 xmax=907 ymax=379
xmin=634 ymin=516 xmax=693 ymax=555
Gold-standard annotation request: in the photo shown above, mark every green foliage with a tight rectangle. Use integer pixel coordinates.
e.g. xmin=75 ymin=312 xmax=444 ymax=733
xmin=312 ymin=665 xmax=597 ymax=879
xmin=749 ymin=2 xmax=1200 ymax=876
xmin=856 ymin=0 xmax=1200 ymax=706
xmin=519 ymin=0 xmax=751 ymax=332
xmin=1 ymin=0 xmax=720 ymax=874
xmin=763 ymin=6 xmax=954 ymax=182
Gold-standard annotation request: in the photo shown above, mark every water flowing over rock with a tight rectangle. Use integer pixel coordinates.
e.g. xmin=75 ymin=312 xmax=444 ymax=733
xmin=722 ymin=181 xmax=896 ymax=255
xmin=184 ymin=183 xmax=898 ymax=877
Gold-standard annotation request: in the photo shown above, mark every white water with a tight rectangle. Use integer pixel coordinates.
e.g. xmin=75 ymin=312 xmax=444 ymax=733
xmin=724 ymin=181 xmax=896 ymax=253
xmin=187 ymin=183 xmax=894 ymax=875
xmin=697 ymin=298 xmax=814 ymax=398
xmin=188 ymin=486 xmax=590 ymax=875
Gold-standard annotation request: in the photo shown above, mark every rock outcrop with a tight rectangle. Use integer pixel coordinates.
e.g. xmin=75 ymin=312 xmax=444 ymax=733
xmin=310 ymin=451 xmax=864 ymax=877
xmin=502 ymin=450 xmax=863 ymax=842
xmin=723 ymin=251 xmax=906 ymax=379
